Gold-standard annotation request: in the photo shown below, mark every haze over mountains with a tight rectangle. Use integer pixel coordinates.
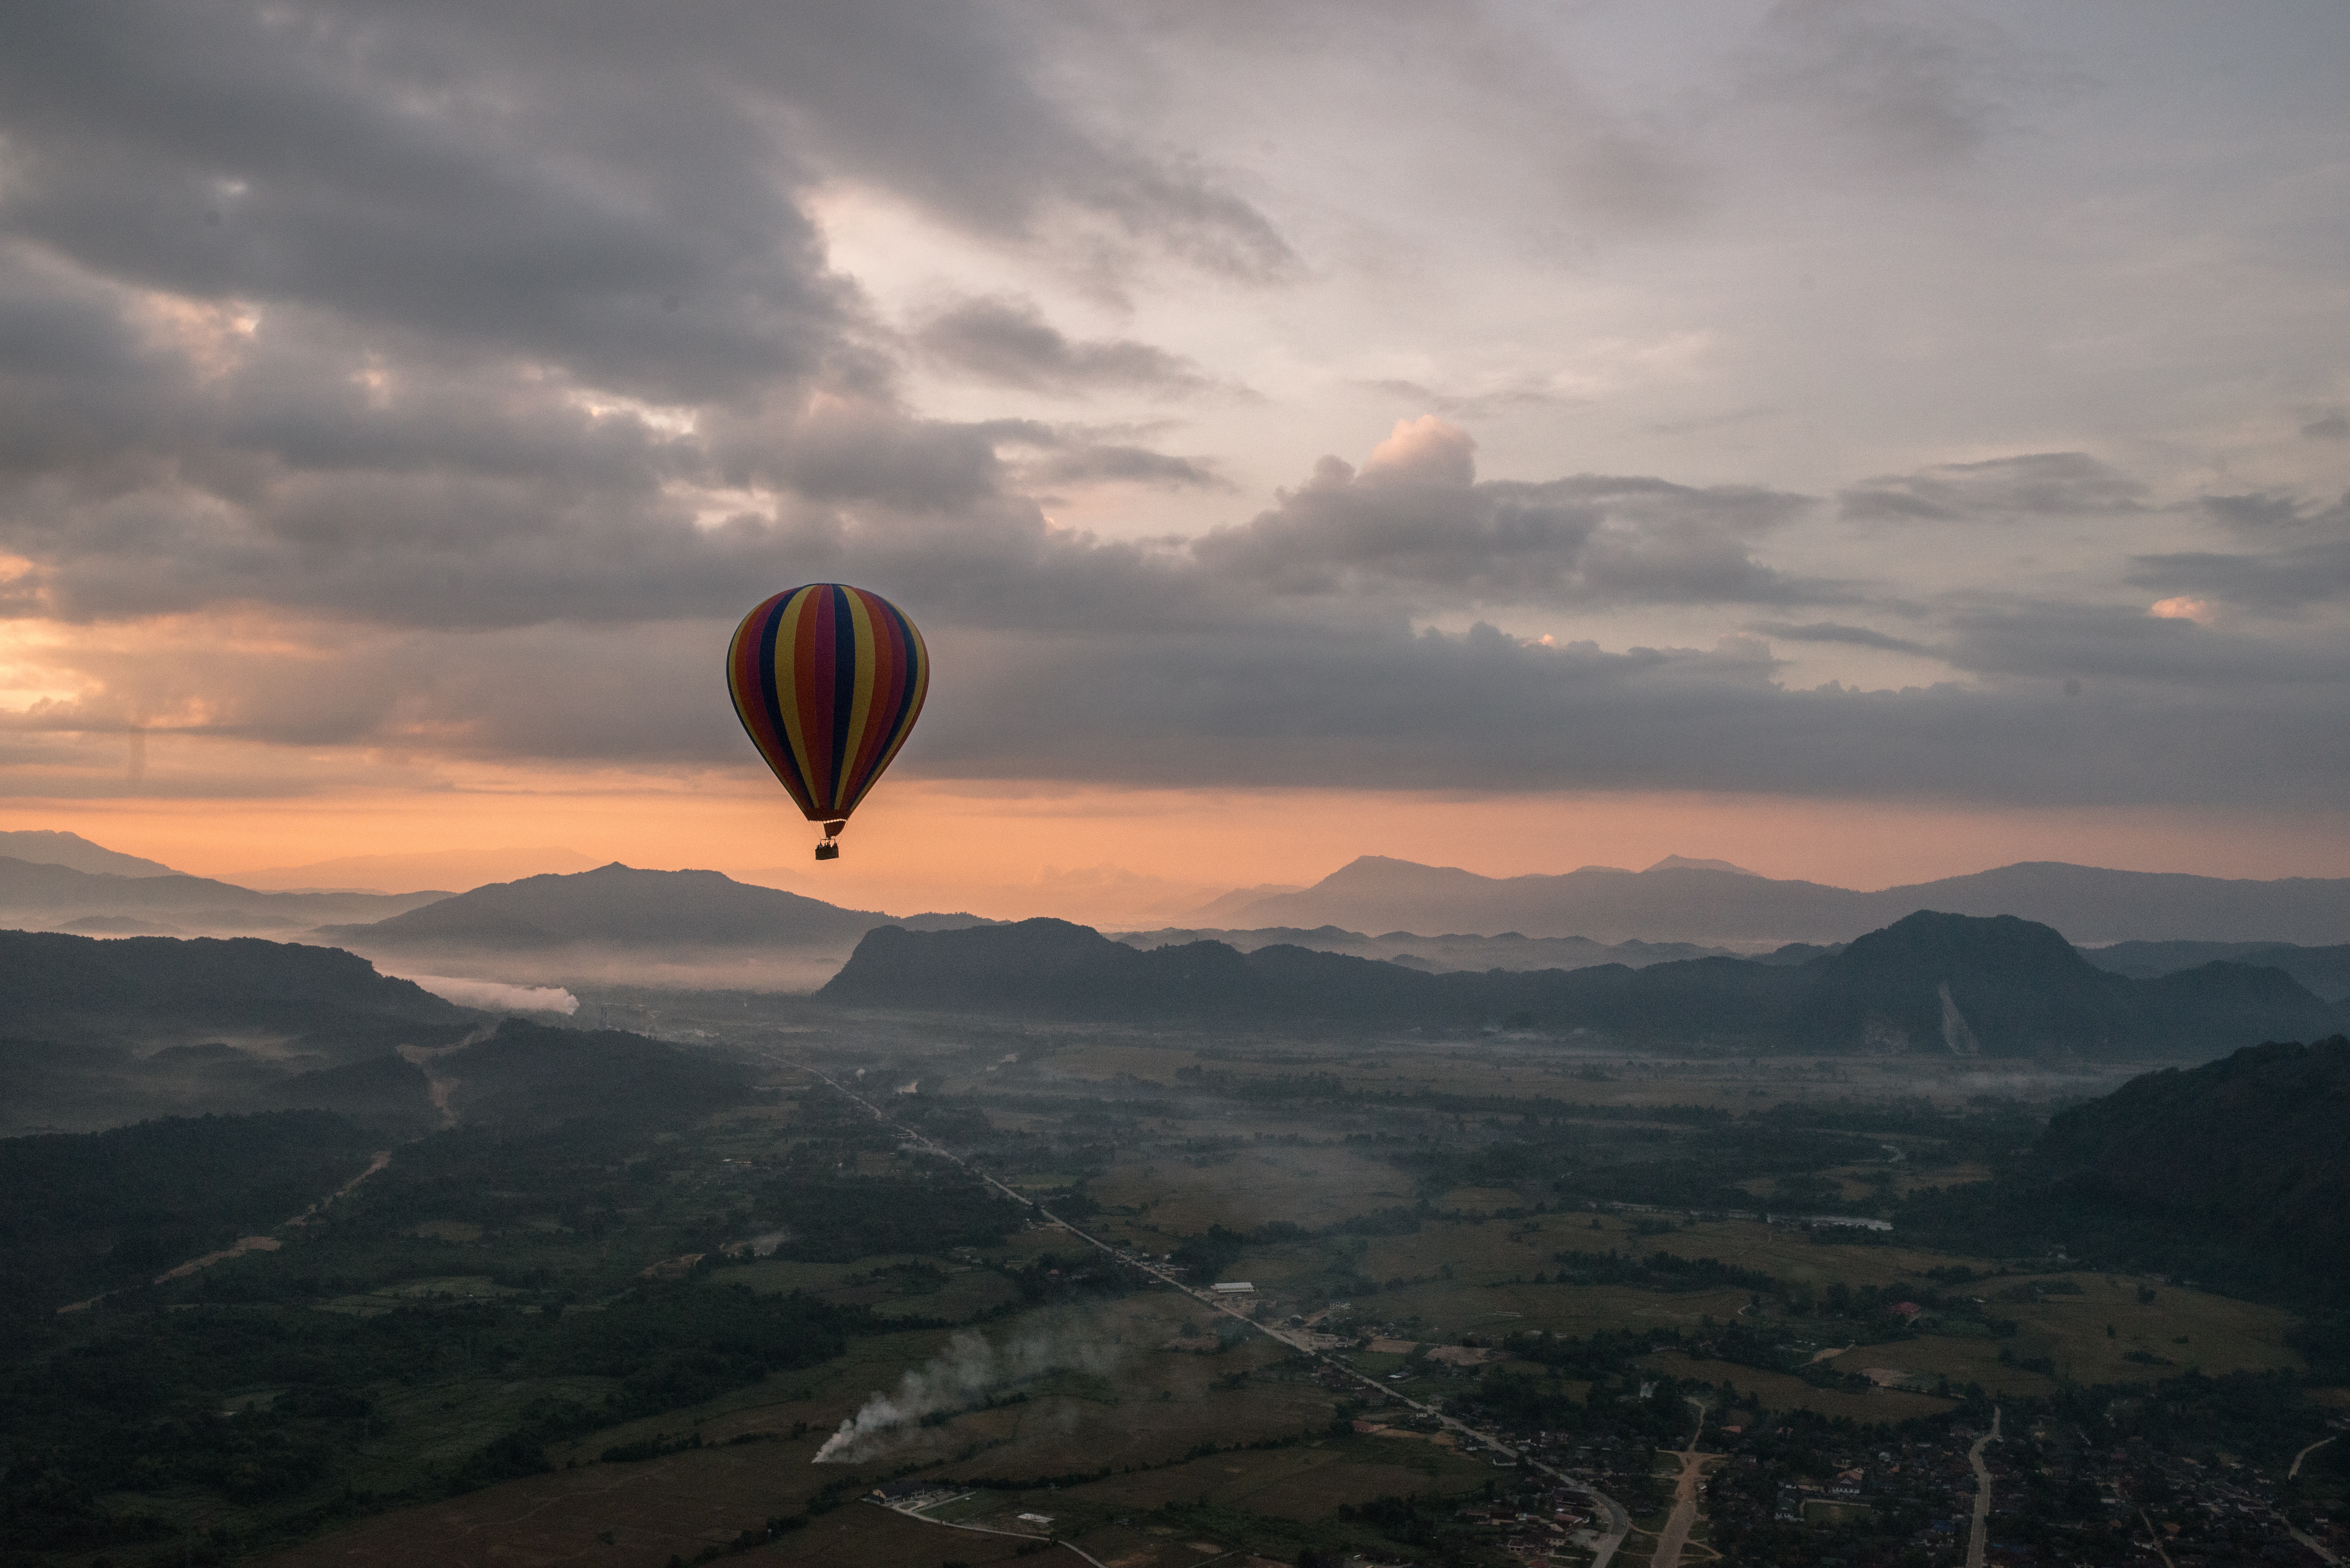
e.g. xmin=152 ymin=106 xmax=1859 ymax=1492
xmin=1109 ymin=925 xmax=1753 ymax=975
xmin=235 ymin=846 xmax=601 ymax=893
xmin=1222 ymin=856 xmax=2350 ymax=945
xmin=0 ymin=929 xmax=481 ymax=1135
xmin=0 ymin=856 xmax=444 ymax=935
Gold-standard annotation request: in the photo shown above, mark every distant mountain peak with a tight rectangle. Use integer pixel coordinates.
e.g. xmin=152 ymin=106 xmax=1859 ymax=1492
xmin=1183 ymin=882 xmax=1309 ymax=921
xmin=312 ymin=861 xmax=1000 ymax=955
xmin=0 ymin=829 xmax=178 ymax=878
xmin=1643 ymin=855 xmax=1759 ymax=876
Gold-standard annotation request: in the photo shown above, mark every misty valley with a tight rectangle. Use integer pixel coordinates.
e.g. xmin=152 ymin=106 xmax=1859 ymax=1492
xmin=5 ymin=855 xmax=2350 ymax=1568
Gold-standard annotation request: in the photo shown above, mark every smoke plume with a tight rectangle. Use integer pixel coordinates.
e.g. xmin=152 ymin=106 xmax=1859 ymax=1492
xmin=812 ymin=1327 xmax=1117 ymax=1464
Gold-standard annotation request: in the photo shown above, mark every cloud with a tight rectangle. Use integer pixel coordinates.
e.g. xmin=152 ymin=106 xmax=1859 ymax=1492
xmin=1358 ymin=377 xmax=1582 ymax=419
xmin=0 ymin=4 xmax=2343 ymax=825
xmin=1839 ymin=453 xmax=2149 ymax=523
xmin=1937 ymin=599 xmax=2343 ymax=688
xmin=1747 ymin=620 xmax=1939 ymax=657
xmin=2147 ymin=597 xmax=2215 ymax=626
xmin=2304 ymin=413 xmax=2350 ymax=442
xmin=2130 ymin=492 xmax=2350 ymax=611
xmin=1191 ymin=418 xmax=1826 ymax=608
xmin=0 ymin=1 xmax=1291 ymax=647
xmin=1742 ymin=0 xmax=2073 ymax=175
xmin=914 ymin=295 xmax=1214 ymax=396
xmin=918 ymin=613 xmax=2350 ymax=809
xmin=1022 ymin=445 xmax=1227 ymax=490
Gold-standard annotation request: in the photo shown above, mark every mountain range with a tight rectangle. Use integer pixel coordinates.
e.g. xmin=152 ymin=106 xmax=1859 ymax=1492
xmin=1219 ymin=856 xmax=2350 ymax=945
xmin=11 ymin=826 xmax=2350 ymax=984
xmin=0 ymin=830 xmax=178 ymax=878
xmin=0 ymin=856 xmax=443 ymax=934
xmin=819 ymin=910 xmax=2344 ymax=1059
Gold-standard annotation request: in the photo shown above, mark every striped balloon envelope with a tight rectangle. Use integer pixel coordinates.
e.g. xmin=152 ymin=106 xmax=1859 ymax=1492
xmin=726 ymin=584 xmax=929 ymax=857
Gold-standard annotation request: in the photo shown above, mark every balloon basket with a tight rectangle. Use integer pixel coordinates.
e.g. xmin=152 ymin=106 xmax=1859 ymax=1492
xmin=815 ymin=841 xmax=839 ymax=861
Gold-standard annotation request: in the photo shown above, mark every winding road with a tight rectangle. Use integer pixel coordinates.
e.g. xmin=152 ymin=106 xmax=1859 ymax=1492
xmin=794 ymin=1058 xmax=1637 ymax=1567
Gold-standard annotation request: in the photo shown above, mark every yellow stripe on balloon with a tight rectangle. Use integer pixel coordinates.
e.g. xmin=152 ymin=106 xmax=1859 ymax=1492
xmin=841 ymin=590 xmax=879 ymax=801
xmin=850 ymin=615 xmax=929 ymax=812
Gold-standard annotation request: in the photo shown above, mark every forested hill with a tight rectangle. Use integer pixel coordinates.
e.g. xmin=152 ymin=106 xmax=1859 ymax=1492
xmin=819 ymin=910 xmax=2343 ymax=1059
xmin=1903 ymin=1036 xmax=2350 ymax=1303
xmin=0 ymin=929 xmax=473 ymax=1049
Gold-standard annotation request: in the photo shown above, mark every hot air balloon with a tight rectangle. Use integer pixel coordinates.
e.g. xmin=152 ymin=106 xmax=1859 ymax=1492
xmin=726 ymin=584 xmax=929 ymax=860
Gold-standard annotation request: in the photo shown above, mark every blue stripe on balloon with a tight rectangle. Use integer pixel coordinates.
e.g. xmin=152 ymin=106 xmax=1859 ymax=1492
xmin=829 ymin=584 xmax=856 ymax=809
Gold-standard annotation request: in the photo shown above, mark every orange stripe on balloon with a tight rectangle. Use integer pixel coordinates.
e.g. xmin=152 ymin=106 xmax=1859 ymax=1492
xmin=841 ymin=588 xmax=898 ymax=801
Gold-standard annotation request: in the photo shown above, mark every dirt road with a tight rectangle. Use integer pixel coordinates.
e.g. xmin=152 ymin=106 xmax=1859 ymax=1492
xmin=1649 ymin=1447 xmax=1724 ymax=1568
xmin=1966 ymin=1407 xmax=2002 ymax=1568
xmin=56 ymin=1145 xmax=392 ymax=1313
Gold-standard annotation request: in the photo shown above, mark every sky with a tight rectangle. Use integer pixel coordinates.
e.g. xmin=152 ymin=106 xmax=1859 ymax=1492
xmin=1 ymin=1 xmax=2346 ymax=923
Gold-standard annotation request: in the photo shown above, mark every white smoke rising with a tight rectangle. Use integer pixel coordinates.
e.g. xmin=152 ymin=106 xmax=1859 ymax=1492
xmin=812 ymin=1327 xmax=1117 ymax=1464
xmin=395 ymin=972 xmax=580 ymax=1014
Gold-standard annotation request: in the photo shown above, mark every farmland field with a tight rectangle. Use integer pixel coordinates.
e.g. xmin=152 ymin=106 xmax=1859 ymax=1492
xmin=12 ymin=1001 xmax=2339 ymax=1568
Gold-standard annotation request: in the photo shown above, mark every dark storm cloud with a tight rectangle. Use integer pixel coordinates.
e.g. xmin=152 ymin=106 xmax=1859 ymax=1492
xmin=1191 ymin=425 xmax=1827 ymax=608
xmin=915 ymin=296 xmax=1215 ymax=396
xmin=1839 ymin=453 xmax=2148 ymax=522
